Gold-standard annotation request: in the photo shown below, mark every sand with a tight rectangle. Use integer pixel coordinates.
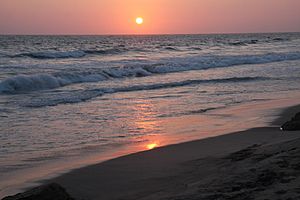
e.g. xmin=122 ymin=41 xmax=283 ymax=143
xmin=43 ymin=107 xmax=300 ymax=200
xmin=3 ymin=104 xmax=300 ymax=200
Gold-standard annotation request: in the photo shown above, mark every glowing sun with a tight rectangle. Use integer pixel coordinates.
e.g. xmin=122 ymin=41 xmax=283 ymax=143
xmin=136 ymin=17 xmax=144 ymax=25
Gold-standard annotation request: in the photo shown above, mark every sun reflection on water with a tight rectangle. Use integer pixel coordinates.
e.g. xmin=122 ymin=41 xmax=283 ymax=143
xmin=129 ymin=99 xmax=163 ymax=150
xmin=146 ymin=143 xmax=158 ymax=150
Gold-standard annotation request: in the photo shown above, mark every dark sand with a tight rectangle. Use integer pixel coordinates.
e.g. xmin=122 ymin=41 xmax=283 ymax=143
xmin=3 ymin=104 xmax=300 ymax=200
xmin=50 ymin=106 xmax=300 ymax=200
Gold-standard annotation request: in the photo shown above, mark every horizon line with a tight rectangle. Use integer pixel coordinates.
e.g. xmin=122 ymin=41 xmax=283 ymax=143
xmin=1 ymin=31 xmax=299 ymax=37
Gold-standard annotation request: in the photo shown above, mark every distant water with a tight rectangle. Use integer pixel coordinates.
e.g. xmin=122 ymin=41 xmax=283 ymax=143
xmin=1 ymin=33 xmax=300 ymax=195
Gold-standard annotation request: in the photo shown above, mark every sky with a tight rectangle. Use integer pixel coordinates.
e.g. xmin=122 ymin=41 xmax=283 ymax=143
xmin=0 ymin=0 xmax=299 ymax=35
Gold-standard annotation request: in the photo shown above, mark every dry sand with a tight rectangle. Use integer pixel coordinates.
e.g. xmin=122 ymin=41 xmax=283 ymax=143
xmin=43 ymin=106 xmax=300 ymax=200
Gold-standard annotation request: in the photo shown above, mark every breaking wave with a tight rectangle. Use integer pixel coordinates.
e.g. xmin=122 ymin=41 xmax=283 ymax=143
xmin=24 ymin=76 xmax=267 ymax=107
xmin=0 ymin=72 xmax=108 ymax=94
xmin=1 ymin=52 xmax=299 ymax=94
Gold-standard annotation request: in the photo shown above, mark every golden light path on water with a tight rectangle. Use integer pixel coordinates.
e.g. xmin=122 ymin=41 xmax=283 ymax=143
xmin=147 ymin=143 xmax=158 ymax=149
xmin=128 ymin=98 xmax=162 ymax=150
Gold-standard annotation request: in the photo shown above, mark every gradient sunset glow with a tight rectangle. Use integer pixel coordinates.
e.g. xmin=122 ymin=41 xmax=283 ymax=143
xmin=0 ymin=0 xmax=300 ymax=35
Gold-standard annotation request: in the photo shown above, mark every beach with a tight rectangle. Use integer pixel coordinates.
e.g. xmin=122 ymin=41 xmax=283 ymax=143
xmin=1 ymin=0 xmax=300 ymax=198
xmin=3 ymin=101 xmax=300 ymax=200
xmin=1 ymin=0 xmax=300 ymax=199
xmin=1 ymin=33 xmax=300 ymax=199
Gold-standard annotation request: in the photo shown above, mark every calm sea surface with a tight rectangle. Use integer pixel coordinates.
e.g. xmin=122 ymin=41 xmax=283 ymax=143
xmin=1 ymin=33 xmax=300 ymax=195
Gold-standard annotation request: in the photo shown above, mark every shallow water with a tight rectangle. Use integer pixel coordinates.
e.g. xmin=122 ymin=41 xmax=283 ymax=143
xmin=0 ymin=33 xmax=300 ymax=196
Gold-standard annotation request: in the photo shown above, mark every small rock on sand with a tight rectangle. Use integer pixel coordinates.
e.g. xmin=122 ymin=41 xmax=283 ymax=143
xmin=281 ymin=112 xmax=300 ymax=131
xmin=2 ymin=183 xmax=75 ymax=200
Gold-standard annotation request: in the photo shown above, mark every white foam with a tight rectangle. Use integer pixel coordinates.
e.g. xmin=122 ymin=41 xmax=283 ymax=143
xmin=24 ymin=76 xmax=265 ymax=107
xmin=1 ymin=52 xmax=300 ymax=94
xmin=0 ymin=74 xmax=64 ymax=93
xmin=0 ymin=73 xmax=108 ymax=94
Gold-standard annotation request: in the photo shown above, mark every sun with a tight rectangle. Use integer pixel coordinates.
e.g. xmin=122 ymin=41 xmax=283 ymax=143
xmin=135 ymin=17 xmax=144 ymax=25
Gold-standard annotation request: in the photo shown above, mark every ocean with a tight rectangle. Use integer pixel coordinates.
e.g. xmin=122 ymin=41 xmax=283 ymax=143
xmin=1 ymin=33 xmax=300 ymax=195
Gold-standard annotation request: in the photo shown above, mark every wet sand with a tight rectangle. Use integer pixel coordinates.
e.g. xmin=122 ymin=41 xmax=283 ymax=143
xmin=3 ymin=102 xmax=300 ymax=200
xmin=46 ymin=105 xmax=300 ymax=200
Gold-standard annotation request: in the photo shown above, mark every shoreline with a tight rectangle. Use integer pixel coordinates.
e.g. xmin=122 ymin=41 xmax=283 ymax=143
xmin=2 ymin=98 xmax=300 ymax=199
xmin=50 ymin=129 xmax=300 ymax=200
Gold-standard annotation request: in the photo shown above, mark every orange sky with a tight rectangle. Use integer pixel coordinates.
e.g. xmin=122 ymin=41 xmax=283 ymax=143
xmin=0 ymin=0 xmax=299 ymax=34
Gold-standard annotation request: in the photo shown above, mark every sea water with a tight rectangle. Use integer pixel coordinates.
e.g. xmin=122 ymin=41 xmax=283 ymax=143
xmin=1 ymin=33 xmax=300 ymax=196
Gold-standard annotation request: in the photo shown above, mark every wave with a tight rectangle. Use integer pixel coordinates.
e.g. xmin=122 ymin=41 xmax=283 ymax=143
xmin=24 ymin=76 xmax=266 ymax=107
xmin=228 ymin=40 xmax=258 ymax=46
xmin=109 ymin=77 xmax=267 ymax=93
xmin=227 ymin=36 xmax=291 ymax=46
xmin=1 ymin=52 xmax=299 ymax=94
xmin=158 ymin=107 xmax=223 ymax=118
xmin=84 ymin=48 xmax=126 ymax=55
xmin=0 ymin=52 xmax=7 ymax=58
xmin=164 ymin=47 xmax=180 ymax=51
xmin=189 ymin=47 xmax=202 ymax=50
xmin=24 ymin=90 xmax=104 ymax=107
xmin=272 ymin=37 xmax=286 ymax=41
xmin=0 ymin=72 xmax=108 ymax=94
xmin=11 ymin=48 xmax=127 ymax=59
xmin=14 ymin=50 xmax=86 ymax=59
